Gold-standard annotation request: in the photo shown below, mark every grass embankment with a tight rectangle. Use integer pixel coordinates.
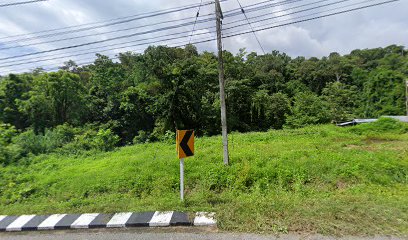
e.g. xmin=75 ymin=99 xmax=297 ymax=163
xmin=0 ymin=120 xmax=407 ymax=235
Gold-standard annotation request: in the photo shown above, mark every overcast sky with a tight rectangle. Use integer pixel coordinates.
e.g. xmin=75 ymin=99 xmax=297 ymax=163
xmin=0 ymin=0 xmax=406 ymax=74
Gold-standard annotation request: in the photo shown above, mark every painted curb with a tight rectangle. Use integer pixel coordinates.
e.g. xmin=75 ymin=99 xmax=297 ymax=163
xmin=0 ymin=212 xmax=216 ymax=232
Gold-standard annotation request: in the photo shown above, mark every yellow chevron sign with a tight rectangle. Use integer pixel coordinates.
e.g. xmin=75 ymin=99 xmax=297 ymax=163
xmin=176 ymin=130 xmax=194 ymax=159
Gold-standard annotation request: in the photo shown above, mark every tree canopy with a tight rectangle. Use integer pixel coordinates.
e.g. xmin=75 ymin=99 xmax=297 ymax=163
xmin=0 ymin=44 xmax=407 ymax=156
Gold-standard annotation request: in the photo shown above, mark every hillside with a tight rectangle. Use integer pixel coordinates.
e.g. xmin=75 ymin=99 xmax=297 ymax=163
xmin=0 ymin=121 xmax=408 ymax=235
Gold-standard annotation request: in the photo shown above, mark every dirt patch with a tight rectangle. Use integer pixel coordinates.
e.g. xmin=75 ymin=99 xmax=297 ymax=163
xmin=336 ymin=180 xmax=348 ymax=190
xmin=344 ymin=144 xmax=377 ymax=152
xmin=363 ymin=136 xmax=399 ymax=144
xmin=345 ymin=137 xmax=407 ymax=152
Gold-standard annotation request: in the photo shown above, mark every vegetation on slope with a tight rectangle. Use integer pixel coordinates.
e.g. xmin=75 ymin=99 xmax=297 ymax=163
xmin=0 ymin=120 xmax=407 ymax=235
xmin=1 ymin=45 xmax=407 ymax=163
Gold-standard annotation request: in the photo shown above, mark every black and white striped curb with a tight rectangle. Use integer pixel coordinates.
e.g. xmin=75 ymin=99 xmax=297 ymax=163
xmin=0 ymin=212 xmax=216 ymax=232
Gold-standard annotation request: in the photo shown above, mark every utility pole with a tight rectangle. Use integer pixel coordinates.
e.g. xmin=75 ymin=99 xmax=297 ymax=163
xmin=406 ymin=79 xmax=408 ymax=116
xmin=215 ymin=0 xmax=229 ymax=165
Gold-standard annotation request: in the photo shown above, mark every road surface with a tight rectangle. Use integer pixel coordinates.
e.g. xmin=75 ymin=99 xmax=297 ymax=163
xmin=0 ymin=228 xmax=404 ymax=240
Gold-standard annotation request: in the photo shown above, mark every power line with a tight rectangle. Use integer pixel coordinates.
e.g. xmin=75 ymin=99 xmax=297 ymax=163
xmin=0 ymin=13 xmax=215 ymax=51
xmin=0 ymin=13 xmax=231 ymax=65
xmin=223 ymin=0 xmax=354 ymax=33
xmin=0 ymin=0 xmax=220 ymax=40
xmin=5 ymin=33 xmax=219 ymax=73
xmin=225 ymin=0 xmax=400 ymax=38
xmin=0 ymin=16 xmax=220 ymax=61
xmin=0 ymin=2 xmax=217 ymax=47
xmin=0 ymin=0 xmax=291 ymax=50
xmin=7 ymin=36 xmax=218 ymax=73
xmin=0 ymin=0 xmax=309 ymax=55
xmin=224 ymin=0 xmax=305 ymax=17
xmin=0 ymin=30 xmax=216 ymax=68
xmin=231 ymin=0 xmax=380 ymax=33
xmin=0 ymin=30 xmax=203 ymax=65
xmin=0 ymin=0 xmax=287 ymax=46
xmin=223 ymin=0 xmax=299 ymax=14
xmin=0 ymin=0 xmax=278 ymax=43
xmin=224 ymin=0 xmax=331 ymax=26
xmin=0 ymin=0 xmax=46 ymax=8
xmin=220 ymin=0 xmax=370 ymax=39
xmin=189 ymin=0 xmax=204 ymax=44
xmin=236 ymin=0 xmax=266 ymax=54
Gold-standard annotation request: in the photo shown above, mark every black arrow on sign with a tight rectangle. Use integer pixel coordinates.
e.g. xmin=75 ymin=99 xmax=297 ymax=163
xmin=180 ymin=130 xmax=193 ymax=157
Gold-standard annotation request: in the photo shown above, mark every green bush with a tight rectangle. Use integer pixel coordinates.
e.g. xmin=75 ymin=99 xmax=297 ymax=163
xmin=10 ymin=124 xmax=79 ymax=158
xmin=350 ymin=117 xmax=408 ymax=134
xmin=1 ymin=124 xmax=120 ymax=164
xmin=13 ymin=130 xmax=46 ymax=156
xmin=59 ymin=127 xmax=120 ymax=154
xmin=0 ymin=123 xmax=19 ymax=165
xmin=285 ymin=92 xmax=331 ymax=128
xmin=58 ymin=128 xmax=96 ymax=155
xmin=93 ymin=129 xmax=120 ymax=151
xmin=43 ymin=124 xmax=77 ymax=150
xmin=133 ymin=130 xmax=150 ymax=144
xmin=160 ymin=130 xmax=176 ymax=144
xmin=0 ymin=123 xmax=17 ymax=145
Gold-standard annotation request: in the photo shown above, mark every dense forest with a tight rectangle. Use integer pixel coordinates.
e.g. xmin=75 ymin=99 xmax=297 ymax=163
xmin=0 ymin=44 xmax=407 ymax=165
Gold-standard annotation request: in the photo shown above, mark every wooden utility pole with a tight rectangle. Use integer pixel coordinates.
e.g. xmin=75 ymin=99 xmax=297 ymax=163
xmin=215 ymin=0 xmax=229 ymax=165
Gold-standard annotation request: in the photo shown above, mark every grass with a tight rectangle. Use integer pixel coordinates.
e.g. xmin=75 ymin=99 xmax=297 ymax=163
xmin=0 ymin=120 xmax=407 ymax=236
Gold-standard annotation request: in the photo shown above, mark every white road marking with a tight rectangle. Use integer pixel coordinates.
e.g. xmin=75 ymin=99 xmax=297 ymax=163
xmin=0 ymin=216 xmax=7 ymax=222
xmin=193 ymin=212 xmax=216 ymax=226
xmin=70 ymin=213 xmax=99 ymax=229
xmin=106 ymin=212 xmax=133 ymax=228
xmin=148 ymin=211 xmax=173 ymax=227
xmin=38 ymin=214 xmax=67 ymax=230
xmin=6 ymin=215 xmax=36 ymax=231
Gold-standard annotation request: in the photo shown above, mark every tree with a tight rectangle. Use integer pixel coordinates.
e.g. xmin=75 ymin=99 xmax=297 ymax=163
xmin=267 ymin=93 xmax=291 ymax=129
xmin=18 ymin=71 xmax=86 ymax=132
xmin=285 ymin=92 xmax=330 ymax=128
xmin=119 ymin=86 xmax=154 ymax=143
xmin=59 ymin=60 xmax=79 ymax=73
xmin=0 ymin=74 xmax=32 ymax=129
xmin=251 ymin=91 xmax=290 ymax=130
xmin=226 ymin=79 xmax=253 ymax=132
xmin=360 ymin=68 xmax=406 ymax=118
xmin=322 ymin=82 xmax=358 ymax=123
xmin=87 ymin=54 xmax=126 ymax=124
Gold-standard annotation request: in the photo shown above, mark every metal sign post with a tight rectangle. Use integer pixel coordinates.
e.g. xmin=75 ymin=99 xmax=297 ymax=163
xmin=176 ymin=130 xmax=194 ymax=201
xmin=180 ymin=158 xmax=184 ymax=201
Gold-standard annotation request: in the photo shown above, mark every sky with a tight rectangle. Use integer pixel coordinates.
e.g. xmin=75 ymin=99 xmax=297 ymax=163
xmin=0 ymin=0 xmax=406 ymax=74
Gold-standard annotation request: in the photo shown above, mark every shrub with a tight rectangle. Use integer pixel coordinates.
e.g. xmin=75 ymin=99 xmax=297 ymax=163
xmin=10 ymin=124 xmax=79 ymax=158
xmin=93 ymin=129 xmax=120 ymax=151
xmin=0 ymin=123 xmax=18 ymax=165
xmin=350 ymin=117 xmax=408 ymax=134
xmin=2 ymin=124 xmax=120 ymax=163
xmin=59 ymin=127 xmax=120 ymax=154
xmin=133 ymin=130 xmax=150 ymax=144
xmin=285 ymin=92 xmax=331 ymax=128
xmin=0 ymin=123 xmax=17 ymax=145
xmin=12 ymin=129 xmax=46 ymax=155
xmin=160 ymin=130 xmax=176 ymax=144
xmin=58 ymin=128 xmax=96 ymax=155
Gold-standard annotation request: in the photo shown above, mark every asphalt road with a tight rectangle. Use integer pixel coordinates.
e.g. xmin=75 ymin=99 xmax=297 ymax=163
xmin=0 ymin=228 xmax=404 ymax=240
